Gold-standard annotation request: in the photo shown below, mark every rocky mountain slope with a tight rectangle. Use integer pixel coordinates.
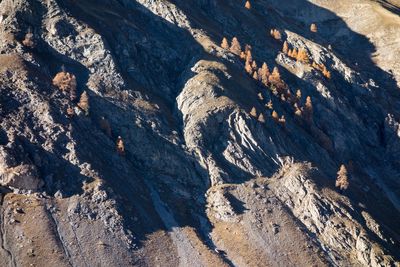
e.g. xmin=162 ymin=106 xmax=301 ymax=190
xmin=0 ymin=0 xmax=400 ymax=266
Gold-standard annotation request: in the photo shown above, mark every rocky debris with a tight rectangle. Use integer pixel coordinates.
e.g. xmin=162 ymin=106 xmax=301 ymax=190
xmin=0 ymin=165 xmax=43 ymax=191
xmin=269 ymin=160 xmax=397 ymax=266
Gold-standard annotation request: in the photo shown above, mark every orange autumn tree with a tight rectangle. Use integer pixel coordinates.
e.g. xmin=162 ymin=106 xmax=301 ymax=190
xmin=310 ymin=23 xmax=318 ymax=33
xmin=221 ymin=37 xmax=229 ymax=49
xmin=336 ymin=165 xmax=349 ymax=191
xmin=116 ymin=136 xmax=125 ymax=156
xmin=230 ymin=37 xmax=242 ymax=55
xmin=297 ymin=48 xmax=310 ymax=64
xmin=282 ymin=41 xmax=289 ymax=54
xmin=245 ymin=1 xmax=251 ymax=9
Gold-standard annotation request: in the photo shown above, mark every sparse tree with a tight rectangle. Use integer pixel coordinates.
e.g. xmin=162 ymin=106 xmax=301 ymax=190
xmin=116 ymin=136 xmax=125 ymax=156
xmin=282 ymin=41 xmax=289 ymax=54
xmin=336 ymin=164 xmax=349 ymax=191
xmin=245 ymin=1 xmax=251 ymax=9
xmin=250 ymin=107 xmax=257 ymax=117
xmin=221 ymin=37 xmax=229 ymax=50
xmin=258 ymin=92 xmax=264 ymax=100
xmin=78 ymin=91 xmax=89 ymax=116
xmin=310 ymin=23 xmax=318 ymax=33
xmin=230 ymin=37 xmax=242 ymax=55
xmin=99 ymin=116 xmax=112 ymax=137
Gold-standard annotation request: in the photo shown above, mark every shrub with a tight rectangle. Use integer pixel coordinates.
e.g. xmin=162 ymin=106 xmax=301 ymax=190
xmin=336 ymin=164 xmax=349 ymax=190
xmin=230 ymin=37 xmax=242 ymax=55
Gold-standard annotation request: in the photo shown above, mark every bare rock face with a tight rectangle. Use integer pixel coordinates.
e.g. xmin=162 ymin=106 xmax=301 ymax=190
xmin=0 ymin=0 xmax=399 ymax=266
xmin=0 ymin=164 xmax=43 ymax=191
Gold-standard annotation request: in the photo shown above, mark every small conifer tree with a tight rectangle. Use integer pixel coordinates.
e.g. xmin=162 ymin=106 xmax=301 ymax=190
xmin=245 ymin=60 xmax=253 ymax=74
xmin=310 ymin=23 xmax=318 ymax=33
xmin=253 ymin=71 xmax=259 ymax=81
xmin=272 ymin=110 xmax=279 ymax=121
xmin=78 ymin=91 xmax=89 ymax=116
xmin=116 ymin=136 xmax=125 ymax=156
xmin=251 ymin=60 xmax=258 ymax=70
xmin=221 ymin=37 xmax=229 ymax=50
xmin=297 ymin=48 xmax=310 ymax=64
xmin=291 ymin=48 xmax=298 ymax=59
xmin=336 ymin=164 xmax=349 ymax=191
xmin=230 ymin=37 xmax=242 ymax=55
xmin=296 ymin=89 xmax=302 ymax=100
xmin=266 ymin=100 xmax=273 ymax=109
xmin=282 ymin=41 xmax=289 ymax=54
xmin=250 ymin=107 xmax=257 ymax=117
xmin=66 ymin=106 xmax=74 ymax=118
xmin=258 ymin=113 xmax=265 ymax=123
